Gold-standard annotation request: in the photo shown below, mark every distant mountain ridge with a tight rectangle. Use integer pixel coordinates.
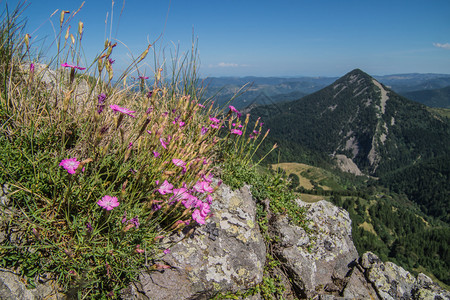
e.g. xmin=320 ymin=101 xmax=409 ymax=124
xmin=203 ymin=73 xmax=450 ymax=109
xmin=250 ymin=69 xmax=450 ymax=177
xmin=402 ymin=86 xmax=450 ymax=108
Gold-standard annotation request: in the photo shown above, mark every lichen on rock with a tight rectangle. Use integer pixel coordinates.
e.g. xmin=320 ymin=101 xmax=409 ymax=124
xmin=132 ymin=183 xmax=266 ymax=300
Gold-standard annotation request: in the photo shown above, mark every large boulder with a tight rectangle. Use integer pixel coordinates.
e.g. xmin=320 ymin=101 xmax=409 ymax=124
xmin=127 ymin=183 xmax=266 ymax=300
xmin=272 ymin=199 xmax=359 ymax=298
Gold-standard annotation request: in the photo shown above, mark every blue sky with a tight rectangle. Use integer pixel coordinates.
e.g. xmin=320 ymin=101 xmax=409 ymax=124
xmin=6 ymin=0 xmax=450 ymax=77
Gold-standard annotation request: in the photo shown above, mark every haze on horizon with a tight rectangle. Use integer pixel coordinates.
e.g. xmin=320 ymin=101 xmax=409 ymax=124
xmin=6 ymin=0 xmax=450 ymax=78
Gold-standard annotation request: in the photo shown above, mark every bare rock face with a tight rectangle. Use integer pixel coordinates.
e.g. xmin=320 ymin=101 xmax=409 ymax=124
xmin=360 ymin=252 xmax=450 ymax=300
xmin=129 ymin=184 xmax=266 ymax=300
xmin=272 ymin=199 xmax=359 ymax=298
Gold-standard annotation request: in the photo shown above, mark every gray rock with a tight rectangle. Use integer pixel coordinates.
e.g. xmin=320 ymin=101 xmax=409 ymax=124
xmin=273 ymin=199 xmax=359 ymax=298
xmin=342 ymin=266 xmax=378 ymax=299
xmin=412 ymin=273 xmax=450 ymax=300
xmin=0 ymin=270 xmax=63 ymax=299
xmin=0 ymin=184 xmax=10 ymax=206
xmin=134 ymin=184 xmax=266 ymax=300
xmin=361 ymin=252 xmax=415 ymax=300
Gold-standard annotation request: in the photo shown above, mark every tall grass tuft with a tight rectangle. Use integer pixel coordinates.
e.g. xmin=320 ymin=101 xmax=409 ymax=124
xmin=0 ymin=2 xmax=278 ymax=298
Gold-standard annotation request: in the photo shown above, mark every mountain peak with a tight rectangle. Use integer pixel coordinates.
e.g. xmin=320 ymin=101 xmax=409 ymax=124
xmin=338 ymin=69 xmax=375 ymax=86
xmin=347 ymin=68 xmax=370 ymax=76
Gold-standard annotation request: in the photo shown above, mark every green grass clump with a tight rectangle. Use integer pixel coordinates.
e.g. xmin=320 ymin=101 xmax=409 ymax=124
xmin=221 ymin=158 xmax=309 ymax=233
xmin=0 ymin=2 xmax=277 ymax=298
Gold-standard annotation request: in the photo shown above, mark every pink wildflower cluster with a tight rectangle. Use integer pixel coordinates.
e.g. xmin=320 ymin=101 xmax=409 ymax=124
xmin=209 ymin=116 xmax=221 ymax=129
xmin=155 ymin=174 xmax=216 ymax=225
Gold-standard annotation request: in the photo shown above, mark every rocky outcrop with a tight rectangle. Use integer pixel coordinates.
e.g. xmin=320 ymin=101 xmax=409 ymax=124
xmin=123 ymin=183 xmax=266 ymax=300
xmin=1 ymin=182 xmax=449 ymax=299
xmin=272 ymin=199 xmax=359 ymax=298
xmin=356 ymin=252 xmax=450 ymax=300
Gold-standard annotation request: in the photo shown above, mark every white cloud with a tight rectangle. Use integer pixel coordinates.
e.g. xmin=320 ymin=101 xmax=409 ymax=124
xmin=433 ymin=42 xmax=450 ymax=50
xmin=217 ymin=62 xmax=239 ymax=67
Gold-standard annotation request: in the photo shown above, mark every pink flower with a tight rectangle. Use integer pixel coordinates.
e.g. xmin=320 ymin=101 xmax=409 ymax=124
xmin=135 ymin=244 xmax=145 ymax=254
xmin=202 ymin=173 xmax=214 ymax=183
xmin=171 ymin=188 xmax=190 ymax=202
xmin=152 ymin=203 xmax=162 ymax=211
xmin=209 ymin=116 xmax=220 ymax=123
xmin=30 ymin=63 xmax=35 ymax=72
xmin=231 ymin=129 xmax=242 ymax=135
xmin=61 ymin=63 xmax=86 ymax=70
xmin=192 ymin=209 xmax=205 ymax=225
xmin=172 ymin=158 xmax=186 ymax=167
xmin=201 ymin=126 xmax=208 ymax=135
xmin=129 ymin=216 xmax=140 ymax=229
xmin=229 ymin=105 xmax=241 ymax=118
xmin=182 ymin=194 xmax=199 ymax=209
xmin=198 ymin=103 xmax=205 ymax=108
xmin=193 ymin=181 xmax=214 ymax=194
xmin=97 ymin=93 xmax=106 ymax=114
xmin=139 ymin=76 xmax=149 ymax=80
xmin=159 ymin=138 xmax=168 ymax=149
xmin=157 ymin=180 xmax=173 ymax=195
xmin=199 ymin=202 xmax=211 ymax=217
xmin=163 ymin=248 xmax=171 ymax=255
xmin=210 ymin=124 xmax=219 ymax=129
xmin=59 ymin=158 xmax=82 ymax=174
xmin=110 ymin=104 xmax=136 ymax=118
xmin=98 ymin=93 xmax=106 ymax=103
xmin=179 ymin=121 xmax=185 ymax=127
xmin=97 ymin=195 xmax=120 ymax=211
xmin=153 ymin=151 xmax=160 ymax=158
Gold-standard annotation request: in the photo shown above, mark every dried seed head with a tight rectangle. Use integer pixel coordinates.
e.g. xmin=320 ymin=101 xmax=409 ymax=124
xmin=60 ymin=10 xmax=70 ymax=27
xmin=24 ymin=33 xmax=30 ymax=50
xmin=97 ymin=57 xmax=103 ymax=73
xmin=78 ymin=21 xmax=84 ymax=36
xmin=138 ymin=44 xmax=152 ymax=62
xmin=123 ymin=223 xmax=135 ymax=232
xmin=70 ymin=33 xmax=75 ymax=45
xmin=65 ymin=25 xmax=71 ymax=40
xmin=156 ymin=68 xmax=163 ymax=82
